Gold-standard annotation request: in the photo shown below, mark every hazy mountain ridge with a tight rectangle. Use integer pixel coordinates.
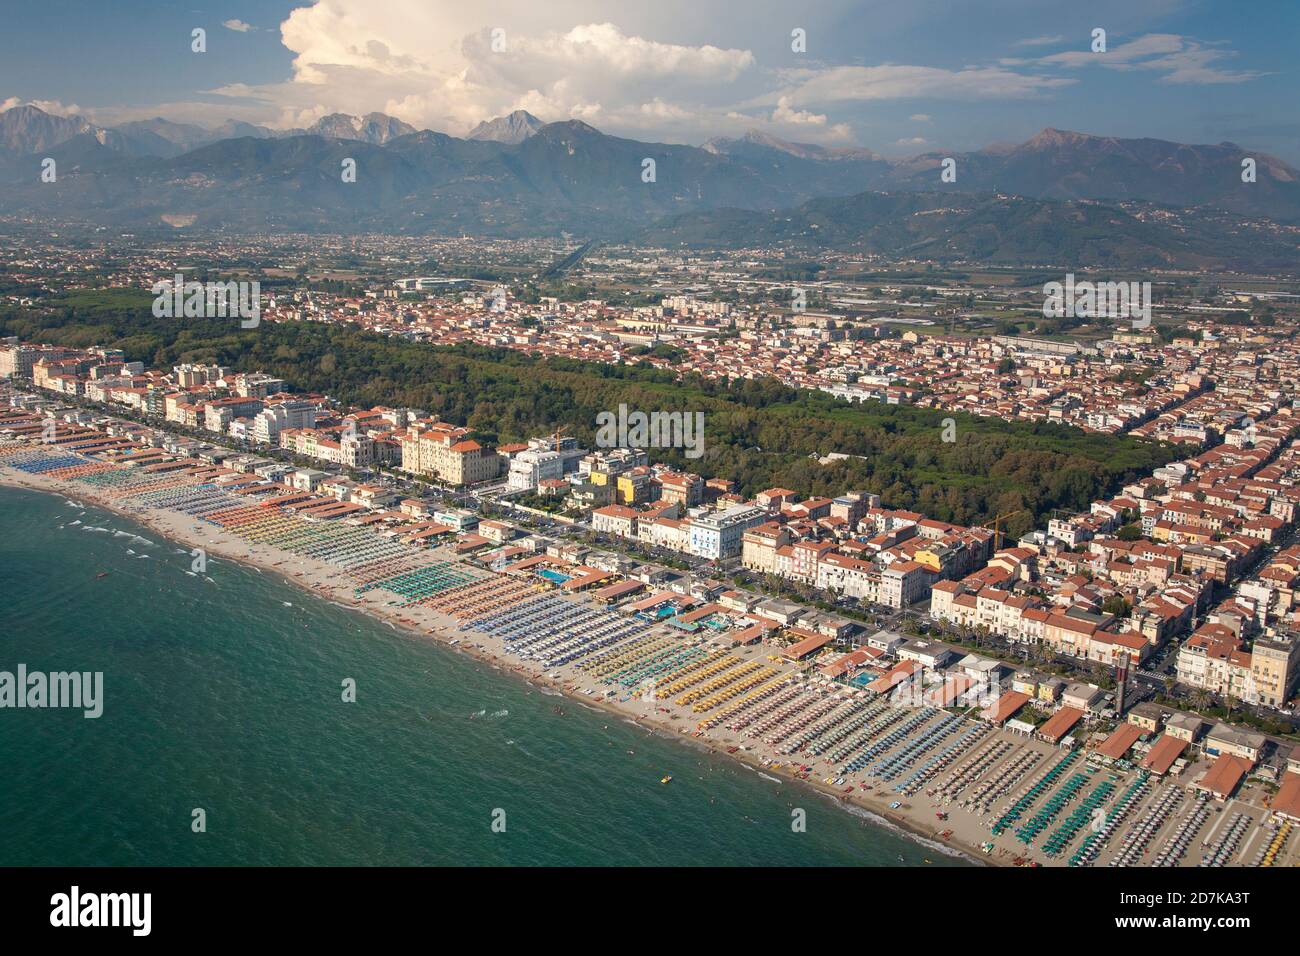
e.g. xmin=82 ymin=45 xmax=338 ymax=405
xmin=1 ymin=104 xmax=1298 ymax=254
xmin=305 ymin=112 xmax=417 ymax=144
xmin=468 ymin=109 xmax=545 ymax=144
xmin=884 ymin=128 xmax=1300 ymax=222
xmin=638 ymin=190 xmax=1300 ymax=271
xmin=704 ymin=129 xmax=882 ymax=163
xmin=0 ymin=105 xmax=106 ymax=153
xmin=0 ymin=106 xmax=418 ymax=157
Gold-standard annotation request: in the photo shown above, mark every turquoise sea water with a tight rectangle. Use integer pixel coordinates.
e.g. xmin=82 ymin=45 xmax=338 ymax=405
xmin=0 ymin=484 xmax=968 ymax=866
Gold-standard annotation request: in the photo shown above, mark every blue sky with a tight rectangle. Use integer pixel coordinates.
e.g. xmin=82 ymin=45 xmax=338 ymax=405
xmin=3 ymin=0 xmax=1298 ymax=160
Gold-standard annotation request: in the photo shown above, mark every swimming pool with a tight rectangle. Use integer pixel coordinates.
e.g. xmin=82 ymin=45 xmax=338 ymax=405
xmin=537 ymin=569 xmax=571 ymax=584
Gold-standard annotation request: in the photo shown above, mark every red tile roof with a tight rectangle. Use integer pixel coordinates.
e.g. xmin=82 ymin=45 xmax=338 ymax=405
xmin=1037 ymin=706 xmax=1085 ymax=743
xmin=1271 ymin=771 xmax=1300 ymax=822
xmin=1140 ymin=734 xmax=1188 ymax=775
xmin=1094 ymin=722 xmax=1143 ymax=760
xmin=981 ymin=690 xmax=1029 ymax=725
xmin=1197 ymin=753 xmax=1253 ymax=799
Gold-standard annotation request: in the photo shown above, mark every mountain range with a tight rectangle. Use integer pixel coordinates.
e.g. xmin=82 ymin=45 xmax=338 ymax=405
xmin=0 ymin=105 xmax=419 ymax=158
xmin=467 ymin=109 xmax=546 ymax=144
xmin=638 ymin=190 xmax=1300 ymax=271
xmin=0 ymin=103 xmax=1297 ymax=268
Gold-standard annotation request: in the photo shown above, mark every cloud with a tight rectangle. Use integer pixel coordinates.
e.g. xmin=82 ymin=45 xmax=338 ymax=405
xmin=1037 ymin=33 xmax=1185 ymax=68
xmin=472 ymin=22 xmax=755 ymax=85
xmin=894 ymin=136 xmax=928 ymax=146
xmin=772 ymin=96 xmax=828 ymax=126
xmin=909 ymin=113 xmax=931 ymax=122
xmin=207 ymin=7 xmax=772 ymax=141
xmin=1034 ymin=33 xmax=1262 ymax=84
xmin=1147 ymin=46 xmax=1264 ymax=85
xmin=1014 ymin=35 xmax=1063 ymax=48
xmin=765 ymin=98 xmax=852 ymax=140
xmin=767 ymin=64 xmax=1073 ymax=106
xmin=1 ymin=97 xmax=83 ymax=116
xmin=639 ymin=98 xmax=694 ymax=122
xmin=222 ymin=19 xmax=255 ymax=33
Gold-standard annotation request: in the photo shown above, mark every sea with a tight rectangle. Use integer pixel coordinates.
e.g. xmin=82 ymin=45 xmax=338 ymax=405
xmin=0 ymin=483 xmax=969 ymax=866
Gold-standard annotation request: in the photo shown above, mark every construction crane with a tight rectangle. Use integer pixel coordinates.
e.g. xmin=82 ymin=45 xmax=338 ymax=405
xmin=548 ymin=424 xmax=569 ymax=452
xmin=980 ymin=509 xmax=1026 ymax=552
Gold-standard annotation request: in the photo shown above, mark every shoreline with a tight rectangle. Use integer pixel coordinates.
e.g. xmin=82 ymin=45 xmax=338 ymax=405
xmin=0 ymin=467 xmax=992 ymax=867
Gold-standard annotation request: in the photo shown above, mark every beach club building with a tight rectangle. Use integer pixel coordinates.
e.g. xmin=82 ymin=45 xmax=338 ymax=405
xmin=1203 ymin=724 xmax=1267 ymax=762
xmin=1272 ymin=772 xmax=1300 ymax=823
xmin=1195 ymin=754 xmax=1254 ymax=802
xmin=896 ymin=638 xmax=958 ymax=670
xmin=1037 ymin=706 xmax=1085 ymax=745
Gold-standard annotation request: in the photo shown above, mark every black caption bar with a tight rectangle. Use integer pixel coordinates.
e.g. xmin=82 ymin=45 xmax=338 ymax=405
xmin=0 ymin=866 xmax=1278 ymax=942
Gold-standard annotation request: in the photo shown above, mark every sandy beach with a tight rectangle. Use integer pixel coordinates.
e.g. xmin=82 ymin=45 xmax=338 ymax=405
xmin=0 ymin=462 xmax=1012 ymax=866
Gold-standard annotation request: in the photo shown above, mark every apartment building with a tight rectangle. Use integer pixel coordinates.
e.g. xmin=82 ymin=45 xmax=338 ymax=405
xmin=881 ymin=560 xmax=934 ymax=609
xmin=687 ymin=505 xmax=766 ymax=560
xmin=1177 ymin=624 xmax=1255 ymax=702
xmin=1182 ymin=627 xmax=1300 ymax=707
xmin=657 ymin=471 xmax=704 ymax=508
xmin=203 ymin=396 xmax=265 ymax=434
xmin=172 ymin=363 xmax=228 ymax=387
xmin=741 ymin=522 xmax=792 ymax=574
xmin=401 ymin=423 xmax=501 ymax=486
xmin=592 ymin=504 xmax=640 ymax=539
xmin=614 ymin=467 xmax=655 ymax=505
xmin=782 ymin=540 xmax=836 ymax=585
xmin=0 ymin=342 xmax=72 ymax=379
xmin=1250 ymin=634 xmax=1299 ymax=707
xmin=815 ymin=552 xmax=880 ymax=602
xmin=639 ymin=516 xmax=689 ymax=551
xmin=230 ymin=372 xmax=287 ymax=399
xmin=252 ymin=400 xmax=318 ymax=445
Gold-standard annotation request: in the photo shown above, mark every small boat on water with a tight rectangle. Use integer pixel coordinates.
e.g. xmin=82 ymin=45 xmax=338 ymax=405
xmin=95 ymin=572 xmax=110 ymax=579
xmin=660 ymin=775 xmax=673 ymax=784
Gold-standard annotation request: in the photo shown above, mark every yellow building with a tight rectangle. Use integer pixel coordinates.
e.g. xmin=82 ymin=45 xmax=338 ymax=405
xmin=1251 ymin=635 xmax=1299 ymax=708
xmin=616 ymin=470 xmax=652 ymax=505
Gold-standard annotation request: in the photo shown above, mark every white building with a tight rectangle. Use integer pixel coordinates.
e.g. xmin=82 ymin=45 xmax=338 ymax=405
xmin=507 ymin=448 xmax=565 ymax=492
xmin=687 ymin=505 xmax=766 ymax=560
xmin=252 ymin=401 xmax=318 ymax=445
